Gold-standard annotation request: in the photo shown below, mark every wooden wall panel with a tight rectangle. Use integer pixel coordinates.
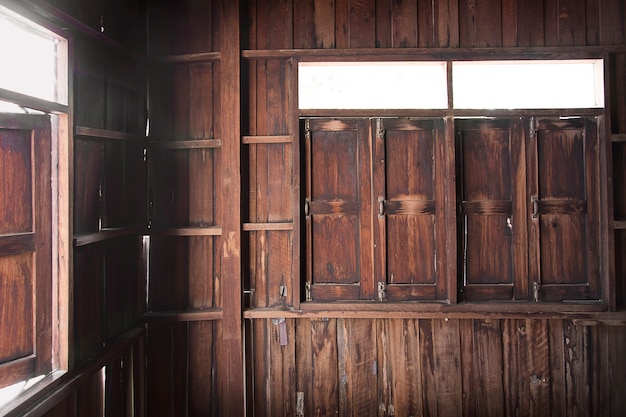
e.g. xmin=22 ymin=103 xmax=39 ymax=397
xmin=251 ymin=318 xmax=626 ymax=416
xmin=73 ymin=245 xmax=104 ymax=362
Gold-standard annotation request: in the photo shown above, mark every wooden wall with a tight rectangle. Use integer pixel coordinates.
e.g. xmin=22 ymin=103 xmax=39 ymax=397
xmin=6 ymin=0 xmax=626 ymax=416
xmin=242 ymin=0 xmax=626 ymax=416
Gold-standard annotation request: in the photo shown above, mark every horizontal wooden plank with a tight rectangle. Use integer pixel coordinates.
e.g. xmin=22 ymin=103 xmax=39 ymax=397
xmin=148 ymin=227 xmax=222 ymax=236
xmin=243 ymin=301 xmax=613 ymax=319
xmin=0 ymin=87 xmax=68 ymax=114
xmin=142 ymin=309 xmax=222 ymax=323
xmin=611 ymin=133 xmax=626 ymax=142
xmin=536 ymin=199 xmax=587 ymax=215
xmin=0 ymin=233 xmax=35 ymax=256
xmin=149 ymin=52 xmax=221 ymax=64
xmin=0 ymin=356 xmax=35 ymax=389
xmin=73 ymin=226 xmax=146 ymax=247
xmin=614 ymin=220 xmax=626 ymax=229
xmin=242 ymin=222 xmax=294 ymax=231
xmin=242 ymin=46 xmax=626 ymax=60
xmin=462 ymin=200 xmax=512 ymax=215
xmin=75 ymin=126 xmax=146 ymax=142
xmin=310 ymin=201 xmax=360 ymax=215
xmin=242 ymin=135 xmax=293 ymax=144
xmin=149 ymin=139 xmax=222 ymax=149
xmin=386 ymin=200 xmax=436 ymax=215
xmin=2 ymin=327 xmax=144 ymax=417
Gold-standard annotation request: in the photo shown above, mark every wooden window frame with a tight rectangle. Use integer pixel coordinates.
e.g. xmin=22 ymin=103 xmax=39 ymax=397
xmin=292 ymin=51 xmax=612 ymax=313
xmin=0 ymin=3 xmax=69 ymax=410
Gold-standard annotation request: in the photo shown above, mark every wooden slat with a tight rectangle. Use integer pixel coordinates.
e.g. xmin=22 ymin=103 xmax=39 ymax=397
xmin=142 ymin=309 xmax=222 ymax=323
xmin=75 ymin=126 xmax=145 ymax=142
xmin=242 ymin=135 xmax=293 ymax=144
xmin=612 ymin=133 xmax=626 ymax=142
xmin=149 ymin=139 xmax=222 ymax=149
xmin=148 ymin=227 xmax=222 ymax=236
xmin=0 ymin=233 xmax=35 ymax=255
xmin=242 ymin=222 xmax=293 ymax=231
xmin=73 ymin=226 xmax=145 ymax=247
xmin=0 ymin=87 xmax=68 ymax=114
xmin=614 ymin=220 xmax=626 ymax=229
xmin=149 ymin=52 xmax=221 ymax=64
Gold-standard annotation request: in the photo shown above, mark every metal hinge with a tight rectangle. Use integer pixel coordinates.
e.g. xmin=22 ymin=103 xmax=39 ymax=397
xmin=377 ymin=282 xmax=386 ymax=302
xmin=305 ymin=282 xmax=312 ymax=302
xmin=376 ymin=117 xmax=385 ymax=139
xmin=529 ymin=116 xmax=537 ymax=138
xmin=304 ymin=118 xmax=311 ymax=140
xmin=533 ymin=282 xmax=540 ymax=302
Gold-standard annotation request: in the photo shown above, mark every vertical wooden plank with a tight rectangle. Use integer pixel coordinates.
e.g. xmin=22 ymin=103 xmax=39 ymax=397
xmin=375 ymin=0 xmax=392 ymax=48
xmin=336 ymin=0 xmax=376 ymax=48
xmin=607 ymin=326 xmax=626 ymax=415
xmin=296 ymin=319 xmax=314 ymax=417
xmin=417 ymin=0 xmax=435 ymax=47
xmin=188 ymin=322 xmax=214 ymax=417
xmin=294 ymin=0 xmax=336 ymax=48
xmin=392 ymin=0 xmax=418 ymax=48
xmin=461 ymin=319 xmax=505 ymax=417
xmin=563 ymin=321 xmax=591 ymax=417
xmin=459 ymin=0 xmax=502 ymax=47
xmin=435 ymin=0 xmax=460 ymax=47
xmin=503 ymin=319 xmax=551 ymax=416
xmin=216 ymin=0 xmax=244 ymax=414
xmin=545 ymin=0 xmax=587 ymax=46
xmin=378 ymin=319 xmax=422 ymax=417
xmin=420 ymin=319 xmax=463 ymax=416
xmin=501 ymin=0 xmax=518 ymax=47
xmin=311 ymin=319 xmax=339 ymax=416
xmin=146 ymin=324 xmax=174 ymax=417
xmin=599 ymin=0 xmax=625 ymax=45
xmin=255 ymin=0 xmax=293 ymax=50
xmin=337 ymin=319 xmax=377 ymax=417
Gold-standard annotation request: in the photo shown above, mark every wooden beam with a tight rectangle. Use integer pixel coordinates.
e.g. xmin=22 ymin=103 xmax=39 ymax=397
xmin=216 ymin=0 xmax=244 ymax=415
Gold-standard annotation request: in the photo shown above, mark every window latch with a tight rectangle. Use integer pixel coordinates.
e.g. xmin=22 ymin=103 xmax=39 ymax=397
xmin=378 ymin=197 xmax=385 ymax=217
xmin=305 ymin=282 xmax=312 ymax=302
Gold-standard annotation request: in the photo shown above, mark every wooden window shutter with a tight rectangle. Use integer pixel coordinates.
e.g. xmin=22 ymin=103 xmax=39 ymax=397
xmin=0 ymin=114 xmax=52 ymax=388
xmin=528 ymin=117 xmax=601 ymax=301
xmin=303 ymin=118 xmax=374 ymax=301
xmin=456 ymin=118 xmax=528 ymax=301
xmin=374 ymin=118 xmax=448 ymax=301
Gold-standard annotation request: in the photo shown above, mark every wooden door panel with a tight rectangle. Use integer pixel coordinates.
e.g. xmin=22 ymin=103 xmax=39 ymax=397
xmin=386 ymin=215 xmax=436 ymax=285
xmin=304 ymin=118 xmax=373 ymax=301
xmin=457 ymin=119 xmax=526 ymax=301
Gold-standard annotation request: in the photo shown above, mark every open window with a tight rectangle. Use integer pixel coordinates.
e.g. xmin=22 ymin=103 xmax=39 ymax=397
xmin=0 ymin=4 xmax=68 ymax=409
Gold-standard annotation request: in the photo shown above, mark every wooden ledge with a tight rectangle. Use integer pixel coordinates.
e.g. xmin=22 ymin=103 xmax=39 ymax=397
xmin=243 ymin=302 xmax=626 ymax=322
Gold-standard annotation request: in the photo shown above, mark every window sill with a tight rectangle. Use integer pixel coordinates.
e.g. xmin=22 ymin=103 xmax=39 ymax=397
xmin=0 ymin=370 xmax=67 ymax=417
xmin=243 ymin=300 xmax=623 ymax=321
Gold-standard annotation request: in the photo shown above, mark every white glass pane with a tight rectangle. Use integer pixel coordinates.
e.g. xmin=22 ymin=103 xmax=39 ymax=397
xmin=453 ymin=60 xmax=604 ymax=109
xmin=0 ymin=8 xmax=61 ymax=103
xmin=298 ymin=61 xmax=448 ymax=109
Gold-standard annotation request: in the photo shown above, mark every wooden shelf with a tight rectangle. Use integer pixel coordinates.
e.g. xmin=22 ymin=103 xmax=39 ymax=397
xmin=242 ymin=135 xmax=293 ymax=144
xmin=75 ymin=126 xmax=146 ymax=142
xmin=149 ymin=52 xmax=221 ymax=64
xmin=243 ymin=222 xmax=293 ymax=231
xmin=244 ymin=301 xmax=613 ymax=320
xmin=142 ymin=309 xmax=222 ymax=323
xmin=73 ymin=226 xmax=146 ymax=247
xmin=149 ymin=139 xmax=222 ymax=149
xmin=148 ymin=227 xmax=222 ymax=236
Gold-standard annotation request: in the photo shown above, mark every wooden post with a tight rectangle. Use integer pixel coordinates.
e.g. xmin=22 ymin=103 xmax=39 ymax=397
xmin=217 ymin=0 xmax=244 ymax=414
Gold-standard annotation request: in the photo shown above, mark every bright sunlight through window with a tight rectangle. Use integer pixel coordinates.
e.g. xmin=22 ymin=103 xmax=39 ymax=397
xmin=453 ymin=59 xmax=604 ymax=109
xmin=298 ymin=61 xmax=448 ymax=110
xmin=0 ymin=6 xmax=64 ymax=104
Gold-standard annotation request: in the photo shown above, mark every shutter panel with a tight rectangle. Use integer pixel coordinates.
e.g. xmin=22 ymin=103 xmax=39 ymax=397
xmin=0 ymin=114 xmax=52 ymax=388
xmin=374 ymin=118 xmax=446 ymax=301
xmin=304 ymin=118 xmax=373 ymax=301
xmin=529 ymin=117 xmax=600 ymax=301
xmin=456 ymin=119 xmax=528 ymax=301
